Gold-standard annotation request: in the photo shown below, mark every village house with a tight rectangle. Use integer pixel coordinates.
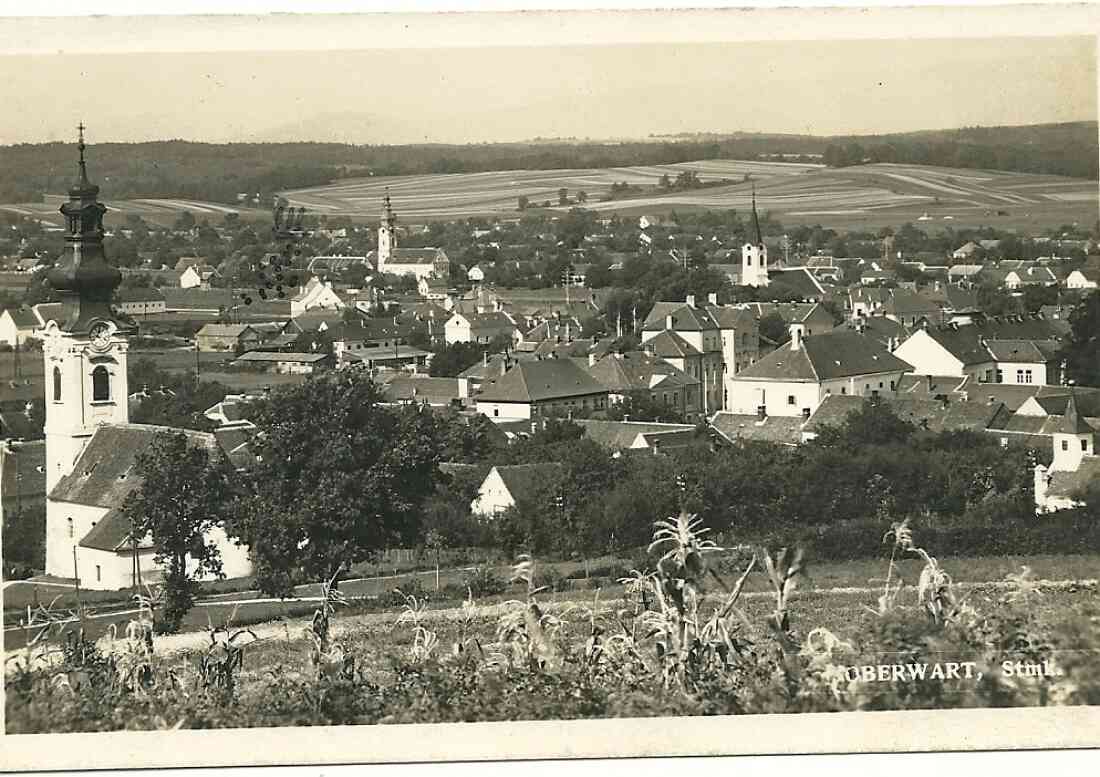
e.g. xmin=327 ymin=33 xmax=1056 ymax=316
xmin=0 ymin=307 xmax=41 ymax=346
xmin=232 ymin=350 xmax=332 ymax=375
xmin=893 ymin=320 xmax=1065 ymax=386
xmin=290 ymin=276 xmax=346 ymax=315
xmin=195 ymin=323 xmax=263 ymax=353
xmin=339 ymin=344 xmax=430 ymax=372
xmin=113 ymin=286 xmax=166 ymax=317
xmin=572 ymin=419 xmax=697 ymax=454
xmin=585 ymin=351 xmax=701 ymax=419
xmin=380 ymin=375 xmax=468 ymax=407
xmin=727 ymin=326 xmax=913 ymax=419
xmin=1065 ymin=267 xmax=1100 ymax=290
xmin=444 ymin=310 xmax=520 ymax=346
xmin=470 ymin=463 xmax=564 ymax=518
xmin=1033 ymin=394 xmax=1100 ymax=513
xmin=641 ymin=296 xmax=725 ymax=414
xmin=475 ymin=358 xmax=608 ymax=421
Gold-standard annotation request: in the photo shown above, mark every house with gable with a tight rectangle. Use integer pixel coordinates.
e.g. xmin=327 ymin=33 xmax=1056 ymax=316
xmin=1033 ymin=394 xmax=1100 ymax=513
xmin=727 ymin=326 xmax=912 ymax=419
xmin=290 ymin=276 xmax=346 ymax=315
xmin=1066 ymin=267 xmax=1100 ymax=290
xmin=641 ymin=295 xmax=725 ymax=414
xmin=475 ymin=358 xmax=608 ymax=421
xmin=0 ymin=307 xmax=42 ymax=346
xmin=444 ymin=310 xmax=520 ymax=346
xmin=585 ymin=350 xmax=701 ymax=419
xmin=470 ymin=463 xmax=564 ymax=518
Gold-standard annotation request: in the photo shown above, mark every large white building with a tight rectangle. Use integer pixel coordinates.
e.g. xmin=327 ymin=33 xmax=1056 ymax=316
xmin=727 ymin=325 xmax=913 ymax=418
xmin=41 ymin=134 xmax=250 ymax=589
xmin=740 ymin=190 xmax=770 ymax=288
xmin=1034 ymin=394 xmax=1100 ymax=513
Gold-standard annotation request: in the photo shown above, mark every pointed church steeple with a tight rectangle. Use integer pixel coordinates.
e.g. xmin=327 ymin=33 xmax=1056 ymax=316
xmin=48 ymin=124 xmax=131 ymax=334
xmin=1056 ymin=392 xmax=1093 ymax=435
xmin=750 ymin=185 xmax=763 ymax=246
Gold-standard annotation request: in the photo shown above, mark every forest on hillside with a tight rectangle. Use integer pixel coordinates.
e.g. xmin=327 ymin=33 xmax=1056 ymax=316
xmin=0 ymin=122 xmax=1095 ymax=205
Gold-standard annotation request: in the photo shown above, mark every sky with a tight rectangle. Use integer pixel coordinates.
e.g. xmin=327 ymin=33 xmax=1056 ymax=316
xmin=0 ymin=24 xmax=1093 ymax=145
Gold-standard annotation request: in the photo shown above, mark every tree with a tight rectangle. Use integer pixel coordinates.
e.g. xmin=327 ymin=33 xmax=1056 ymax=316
xmin=121 ymin=431 xmax=234 ymax=631
xmin=558 ymin=188 xmax=569 ymax=206
xmin=227 ymin=373 xmax=442 ymax=595
xmin=576 ymin=190 xmax=588 ymax=204
xmin=813 ymin=397 xmax=916 ymax=448
xmin=429 ymin=341 xmax=485 ymax=377
xmin=605 ymin=394 xmax=686 ymax=423
xmin=1059 ymin=291 xmax=1100 ymax=387
xmin=517 ymin=195 xmax=529 ymax=211
xmin=758 ymin=311 xmax=789 ymax=344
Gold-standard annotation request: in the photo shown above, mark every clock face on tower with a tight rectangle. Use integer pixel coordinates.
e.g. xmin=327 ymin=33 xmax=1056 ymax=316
xmin=89 ymin=322 xmax=112 ymax=351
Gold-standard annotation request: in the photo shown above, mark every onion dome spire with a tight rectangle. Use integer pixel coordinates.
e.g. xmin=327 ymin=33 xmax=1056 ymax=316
xmin=48 ymin=124 xmax=130 ymax=334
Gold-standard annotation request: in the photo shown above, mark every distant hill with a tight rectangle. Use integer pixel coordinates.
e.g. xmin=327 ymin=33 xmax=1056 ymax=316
xmin=0 ymin=122 xmax=1094 ymax=207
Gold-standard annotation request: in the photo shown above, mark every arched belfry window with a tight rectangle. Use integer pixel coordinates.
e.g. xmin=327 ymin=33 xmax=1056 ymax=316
xmin=91 ymin=365 xmax=110 ymax=402
xmin=53 ymin=367 xmax=62 ymax=402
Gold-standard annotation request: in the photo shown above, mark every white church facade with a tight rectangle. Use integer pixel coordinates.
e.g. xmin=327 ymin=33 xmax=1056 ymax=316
xmin=41 ymin=131 xmax=251 ymax=590
xmin=369 ymin=191 xmax=450 ymax=280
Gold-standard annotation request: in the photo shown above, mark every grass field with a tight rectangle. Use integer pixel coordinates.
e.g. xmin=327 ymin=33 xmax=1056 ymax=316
xmin=282 ymin=160 xmax=1098 ymax=232
xmin=0 ymin=195 xmax=270 ymax=230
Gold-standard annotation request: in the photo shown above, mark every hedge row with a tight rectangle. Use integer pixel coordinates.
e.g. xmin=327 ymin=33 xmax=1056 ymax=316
xmin=750 ymin=510 xmax=1100 ymax=562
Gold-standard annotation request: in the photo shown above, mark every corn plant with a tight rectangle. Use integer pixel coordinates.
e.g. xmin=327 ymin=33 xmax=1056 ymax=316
xmin=197 ymin=604 xmax=259 ymax=694
xmin=871 ymin=519 xmax=913 ymax=616
xmin=637 ymin=511 xmax=758 ymax=689
xmin=306 ymin=571 xmax=353 ymax=679
xmin=760 ymin=546 xmax=805 ymax=650
xmin=394 ymin=590 xmax=438 ymax=663
xmin=489 ymin=555 xmax=562 ymax=672
xmin=447 ymin=588 xmax=485 ymax=665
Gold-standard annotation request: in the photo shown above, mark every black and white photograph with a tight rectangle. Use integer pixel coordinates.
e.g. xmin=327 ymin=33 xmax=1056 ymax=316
xmin=1 ymin=3 xmax=1099 ymax=768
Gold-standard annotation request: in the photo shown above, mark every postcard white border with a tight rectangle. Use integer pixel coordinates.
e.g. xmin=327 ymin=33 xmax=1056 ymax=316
xmin=2 ymin=1 xmax=1099 ymax=770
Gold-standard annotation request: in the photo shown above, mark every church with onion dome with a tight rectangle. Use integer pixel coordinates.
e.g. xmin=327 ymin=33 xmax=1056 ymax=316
xmin=42 ymin=127 xmax=252 ymax=589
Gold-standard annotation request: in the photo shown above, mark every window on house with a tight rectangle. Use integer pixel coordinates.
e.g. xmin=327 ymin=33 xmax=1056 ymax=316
xmin=1083 ymin=439 xmax=1090 ymax=452
xmin=1062 ymin=440 xmax=1069 ymax=451
xmin=787 ymin=395 xmax=796 ymax=405
xmin=890 ymin=380 xmax=896 ymax=391
xmin=878 ymin=382 xmax=883 ymax=389
xmin=996 ymin=370 xmax=1004 ymax=384
xmin=1000 ymin=437 xmax=1009 ymax=448
xmin=96 ymin=565 xmax=101 ymax=583
xmin=53 ymin=367 xmax=61 ymax=402
xmin=67 ymin=517 xmax=74 ymax=538
xmin=802 ymin=408 xmax=811 ymax=419
xmin=841 ymin=387 xmax=847 ymax=395
xmin=91 ymin=366 xmax=110 ymax=402
xmin=1016 ymin=369 xmax=1024 ymax=383
xmin=493 ymin=408 xmax=499 ymax=417
xmin=1025 ymin=370 xmax=1033 ymax=384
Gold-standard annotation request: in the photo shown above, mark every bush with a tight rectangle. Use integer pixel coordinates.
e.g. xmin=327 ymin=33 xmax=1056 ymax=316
xmin=529 ymin=565 xmax=567 ymax=593
xmin=463 ymin=566 xmax=507 ymax=598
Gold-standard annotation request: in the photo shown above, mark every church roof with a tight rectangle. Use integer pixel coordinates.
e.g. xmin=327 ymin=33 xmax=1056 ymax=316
xmin=51 ymin=423 xmax=216 ymax=509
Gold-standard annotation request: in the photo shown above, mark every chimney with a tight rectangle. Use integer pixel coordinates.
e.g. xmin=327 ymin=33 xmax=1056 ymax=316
xmin=708 ymin=292 xmax=718 ymax=306
xmin=686 ymin=294 xmax=695 ymax=308
xmin=500 ymin=358 xmax=508 ymax=376
xmin=926 ymin=374 xmax=933 ymax=392
xmin=483 ymin=350 xmax=489 ymax=366
xmin=665 ymin=314 xmax=674 ymax=330
xmin=789 ymin=323 xmax=804 ymax=351
xmin=588 ymin=352 xmax=597 ymax=367
xmin=531 ymin=421 xmax=538 ymax=435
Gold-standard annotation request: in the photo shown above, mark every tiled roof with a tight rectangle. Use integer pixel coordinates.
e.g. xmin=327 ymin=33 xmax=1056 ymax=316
xmin=643 ymin=330 xmax=701 ymax=358
xmin=734 ymin=332 xmax=912 ymax=382
xmin=704 ymin=304 xmax=757 ymax=330
xmin=1054 ymin=394 xmax=1095 ymax=435
xmin=767 ymin=267 xmax=825 ymax=298
xmin=2 ymin=306 xmax=39 ymax=328
xmin=477 ymin=359 xmax=607 ymax=403
xmin=642 ymin=302 xmax=720 ymax=332
xmin=493 ymin=463 xmax=564 ymax=502
xmin=51 ymin=424 xmax=216 ymax=508
xmin=197 ymin=323 xmax=256 ymax=338
xmin=882 ymin=289 xmax=940 ymax=316
xmin=585 ymin=351 xmax=698 ymax=394
xmin=984 ymin=339 xmax=1061 ymax=364
xmin=0 ymin=439 xmax=46 ymax=508
xmin=235 ymin=351 xmax=329 ymax=363
xmin=1047 ymin=457 xmax=1100 ymax=498
xmin=0 ymin=405 xmax=42 ymax=441
xmin=708 ymin=412 xmax=804 ymax=445
xmin=746 ymin=302 xmax=823 ymax=325
xmin=384 ymin=377 xmax=464 ymax=404
xmin=803 ymin=395 xmax=1006 ymax=436
xmin=114 ymin=287 xmax=165 ymax=303
xmin=894 ymin=374 xmax=968 ymax=397
xmin=574 ymin=419 xmax=694 ymax=450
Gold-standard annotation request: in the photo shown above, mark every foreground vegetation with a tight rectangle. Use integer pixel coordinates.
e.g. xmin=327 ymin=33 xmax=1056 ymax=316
xmin=7 ymin=515 xmax=1099 ymax=732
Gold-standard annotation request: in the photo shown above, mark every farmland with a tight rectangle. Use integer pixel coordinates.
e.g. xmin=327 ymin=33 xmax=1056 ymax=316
xmin=6 ymin=533 xmax=1100 ymax=732
xmin=0 ymin=194 xmax=270 ymax=230
xmin=282 ymin=160 xmax=1099 ymax=232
